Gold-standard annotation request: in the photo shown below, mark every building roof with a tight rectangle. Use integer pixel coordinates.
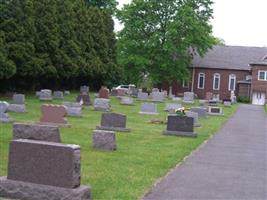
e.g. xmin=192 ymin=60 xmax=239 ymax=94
xmin=192 ymin=45 xmax=267 ymax=71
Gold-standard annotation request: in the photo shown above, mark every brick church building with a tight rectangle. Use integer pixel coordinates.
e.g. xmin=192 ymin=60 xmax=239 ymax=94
xmin=163 ymin=45 xmax=267 ymax=105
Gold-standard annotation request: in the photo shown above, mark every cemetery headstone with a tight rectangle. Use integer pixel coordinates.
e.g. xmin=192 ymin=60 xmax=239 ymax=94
xmin=120 ymin=97 xmax=134 ymax=105
xmin=80 ymin=85 xmax=89 ymax=94
xmin=94 ymin=98 xmax=111 ymax=112
xmin=212 ymin=94 xmax=220 ymax=102
xmin=230 ymin=90 xmax=237 ymax=103
xmin=185 ymin=111 xmax=201 ymax=127
xmin=208 ymin=106 xmax=224 ymax=116
xmin=64 ymin=90 xmax=70 ymax=95
xmin=137 ymin=92 xmax=148 ymax=101
xmin=224 ymin=101 xmax=231 ymax=107
xmin=7 ymin=104 xmax=26 ymax=113
xmin=0 ymin=101 xmax=13 ymax=123
xmin=96 ymin=112 xmax=131 ymax=132
xmin=12 ymin=94 xmax=25 ymax=105
xmin=39 ymin=89 xmax=53 ymax=101
xmin=163 ymin=115 xmax=197 ymax=137
xmin=13 ymin=123 xmax=61 ymax=142
xmin=98 ymin=86 xmax=109 ymax=99
xmin=40 ymin=104 xmax=70 ymax=127
xmin=53 ymin=91 xmax=64 ymax=99
xmin=183 ymin=92 xmax=194 ymax=103
xmin=164 ymin=103 xmax=182 ymax=112
xmin=64 ymin=102 xmax=82 ymax=117
xmin=139 ymin=103 xmax=159 ymax=115
xmin=172 ymin=97 xmax=182 ymax=101
xmin=76 ymin=94 xmax=91 ymax=106
xmin=190 ymin=107 xmax=207 ymax=118
xmin=130 ymin=88 xmax=139 ymax=97
xmin=0 ymin=139 xmax=91 ymax=200
xmin=92 ymin=130 xmax=116 ymax=151
xmin=152 ymin=88 xmax=160 ymax=92
xmin=151 ymin=92 xmax=165 ymax=102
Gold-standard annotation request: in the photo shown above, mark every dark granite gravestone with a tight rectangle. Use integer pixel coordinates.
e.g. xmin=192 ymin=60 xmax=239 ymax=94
xmin=137 ymin=92 xmax=148 ymax=100
xmin=208 ymin=106 xmax=224 ymax=116
xmin=93 ymin=98 xmax=111 ymax=112
xmin=163 ymin=115 xmax=197 ymax=137
xmin=190 ymin=107 xmax=207 ymax=118
xmin=13 ymin=123 xmax=61 ymax=142
xmin=0 ymin=139 xmax=90 ymax=200
xmin=53 ymin=91 xmax=64 ymax=99
xmin=96 ymin=113 xmax=131 ymax=132
xmin=98 ymin=86 xmax=109 ymax=99
xmin=0 ymin=101 xmax=13 ymax=123
xmin=80 ymin=85 xmax=89 ymax=94
xmin=12 ymin=94 xmax=25 ymax=105
xmin=183 ymin=92 xmax=194 ymax=104
xmin=76 ymin=93 xmax=91 ymax=106
xmin=139 ymin=103 xmax=159 ymax=115
xmin=92 ymin=130 xmax=116 ymax=151
xmin=64 ymin=102 xmax=82 ymax=117
xmin=40 ymin=104 xmax=70 ymax=127
xmin=120 ymin=97 xmax=134 ymax=105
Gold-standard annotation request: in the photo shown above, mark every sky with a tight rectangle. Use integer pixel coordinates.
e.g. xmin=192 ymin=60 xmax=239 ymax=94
xmin=115 ymin=0 xmax=267 ymax=47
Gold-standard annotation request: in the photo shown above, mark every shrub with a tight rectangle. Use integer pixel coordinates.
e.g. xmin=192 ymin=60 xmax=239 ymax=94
xmin=237 ymin=96 xmax=250 ymax=103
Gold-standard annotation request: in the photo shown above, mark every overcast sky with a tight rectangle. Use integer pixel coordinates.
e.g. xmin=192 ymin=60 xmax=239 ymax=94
xmin=115 ymin=0 xmax=267 ymax=47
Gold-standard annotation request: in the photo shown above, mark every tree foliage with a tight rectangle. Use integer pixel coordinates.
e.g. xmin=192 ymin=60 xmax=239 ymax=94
xmin=117 ymin=0 xmax=216 ymax=86
xmin=0 ymin=0 xmax=119 ymax=91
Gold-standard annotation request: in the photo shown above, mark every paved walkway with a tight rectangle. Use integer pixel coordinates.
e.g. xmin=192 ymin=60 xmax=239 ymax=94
xmin=144 ymin=104 xmax=267 ymax=200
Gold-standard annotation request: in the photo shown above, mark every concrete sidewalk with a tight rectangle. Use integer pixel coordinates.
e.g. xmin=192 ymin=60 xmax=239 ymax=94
xmin=144 ymin=104 xmax=267 ymax=200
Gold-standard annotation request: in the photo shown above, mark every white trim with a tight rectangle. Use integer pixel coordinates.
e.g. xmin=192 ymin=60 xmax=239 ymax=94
xmin=182 ymin=80 xmax=189 ymax=88
xmin=213 ymin=73 xmax=220 ymax=90
xmin=258 ymin=70 xmax=267 ymax=81
xmin=197 ymin=73 xmax=205 ymax=89
xmin=228 ymin=74 xmax=236 ymax=91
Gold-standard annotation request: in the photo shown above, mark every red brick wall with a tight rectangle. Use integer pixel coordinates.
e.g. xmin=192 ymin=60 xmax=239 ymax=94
xmin=251 ymin=65 xmax=267 ymax=94
xmin=192 ymin=68 xmax=250 ymax=99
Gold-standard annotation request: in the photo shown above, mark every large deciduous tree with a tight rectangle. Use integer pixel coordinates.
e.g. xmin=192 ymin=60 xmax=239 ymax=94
xmin=117 ymin=0 xmax=216 ymax=87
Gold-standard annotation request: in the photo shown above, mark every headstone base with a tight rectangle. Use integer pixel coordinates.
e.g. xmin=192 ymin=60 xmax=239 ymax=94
xmin=7 ymin=104 xmax=26 ymax=113
xmin=162 ymin=130 xmax=197 ymax=137
xmin=0 ymin=177 xmax=91 ymax=200
xmin=208 ymin=112 xmax=224 ymax=116
xmin=139 ymin=111 xmax=159 ymax=115
xmin=182 ymin=100 xmax=194 ymax=104
xmin=38 ymin=122 xmax=71 ymax=128
xmin=96 ymin=125 xmax=131 ymax=132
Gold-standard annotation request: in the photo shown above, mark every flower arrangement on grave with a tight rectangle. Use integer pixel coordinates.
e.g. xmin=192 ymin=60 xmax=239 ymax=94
xmin=175 ymin=107 xmax=186 ymax=116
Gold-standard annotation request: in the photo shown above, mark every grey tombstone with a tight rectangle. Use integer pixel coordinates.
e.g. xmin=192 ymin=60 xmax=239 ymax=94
xmin=183 ymin=92 xmax=194 ymax=104
xmin=94 ymin=98 xmax=111 ymax=112
xmin=53 ymin=91 xmax=64 ymax=99
xmin=7 ymin=104 xmax=26 ymax=113
xmin=13 ymin=123 xmax=61 ymax=142
xmin=139 ymin=103 xmax=159 ymax=115
xmin=130 ymin=88 xmax=139 ymax=97
xmin=152 ymin=88 xmax=160 ymax=92
xmin=0 ymin=139 xmax=90 ymax=200
xmin=137 ymin=92 xmax=148 ymax=101
xmin=164 ymin=103 xmax=182 ymax=112
xmin=172 ymin=97 xmax=182 ymax=102
xmin=0 ymin=101 xmax=13 ymax=123
xmin=96 ymin=112 xmax=131 ymax=132
xmin=80 ymin=85 xmax=89 ymax=94
xmin=92 ymin=130 xmax=116 ymax=151
xmin=224 ymin=101 xmax=231 ymax=107
xmin=151 ymin=92 xmax=165 ymax=102
xmin=185 ymin=111 xmax=201 ymax=127
xmin=120 ymin=97 xmax=134 ymax=105
xmin=39 ymin=89 xmax=53 ymax=101
xmin=64 ymin=90 xmax=70 ymax=95
xmin=163 ymin=115 xmax=197 ymax=137
xmin=190 ymin=107 xmax=207 ymax=118
xmin=63 ymin=102 xmax=82 ymax=117
xmin=12 ymin=94 xmax=25 ymax=105
xmin=208 ymin=106 xmax=224 ymax=116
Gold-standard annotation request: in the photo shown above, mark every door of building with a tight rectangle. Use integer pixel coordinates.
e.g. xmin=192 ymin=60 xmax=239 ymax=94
xmin=252 ymin=92 xmax=266 ymax=105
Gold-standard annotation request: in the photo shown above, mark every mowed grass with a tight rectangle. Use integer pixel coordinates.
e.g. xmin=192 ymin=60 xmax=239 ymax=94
xmin=0 ymin=93 xmax=238 ymax=199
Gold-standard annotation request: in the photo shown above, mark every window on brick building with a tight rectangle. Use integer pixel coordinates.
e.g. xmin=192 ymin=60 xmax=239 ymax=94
xmin=258 ymin=71 xmax=267 ymax=81
xmin=182 ymin=80 xmax=189 ymax=88
xmin=197 ymin=73 xmax=205 ymax=89
xmin=228 ymin=74 xmax=236 ymax=91
xmin=213 ymin=73 xmax=220 ymax=90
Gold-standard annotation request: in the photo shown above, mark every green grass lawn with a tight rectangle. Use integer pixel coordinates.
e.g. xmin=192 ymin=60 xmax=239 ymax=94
xmin=265 ymin=105 xmax=267 ymax=114
xmin=0 ymin=93 xmax=238 ymax=199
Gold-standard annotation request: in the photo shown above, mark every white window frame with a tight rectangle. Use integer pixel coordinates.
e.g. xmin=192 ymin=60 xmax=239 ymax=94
xmin=228 ymin=74 xmax=236 ymax=91
xmin=213 ymin=73 xmax=220 ymax=90
xmin=197 ymin=73 xmax=205 ymax=89
xmin=258 ymin=71 xmax=267 ymax=81
xmin=182 ymin=80 xmax=189 ymax=88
